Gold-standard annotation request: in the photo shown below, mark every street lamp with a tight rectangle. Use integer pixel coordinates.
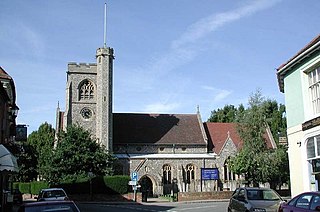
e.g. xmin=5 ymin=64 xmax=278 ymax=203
xmin=11 ymin=105 xmax=19 ymax=117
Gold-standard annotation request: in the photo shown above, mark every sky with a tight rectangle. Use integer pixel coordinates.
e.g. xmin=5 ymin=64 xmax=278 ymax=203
xmin=1 ymin=0 xmax=319 ymax=134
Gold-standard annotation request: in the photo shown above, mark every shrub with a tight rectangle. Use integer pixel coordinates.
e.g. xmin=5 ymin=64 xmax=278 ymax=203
xmin=19 ymin=182 xmax=31 ymax=194
xmin=31 ymin=181 xmax=49 ymax=195
xmin=103 ymin=175 xmax=130 ymax=194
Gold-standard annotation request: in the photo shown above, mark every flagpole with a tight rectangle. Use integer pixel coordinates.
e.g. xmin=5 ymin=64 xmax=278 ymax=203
xmin=103 ymin=2 xmax=107 ymax=48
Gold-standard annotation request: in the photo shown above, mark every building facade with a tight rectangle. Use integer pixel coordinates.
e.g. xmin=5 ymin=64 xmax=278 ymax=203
xmin=0 ymin=67 xmax=19 ymax=210
xmin=277 ymin=34 xmax=320 ymax=196
xmin=204 ymin=122 xmax=277 ymax=191
xmin=57 ymin=43 xmax=278 ymax=196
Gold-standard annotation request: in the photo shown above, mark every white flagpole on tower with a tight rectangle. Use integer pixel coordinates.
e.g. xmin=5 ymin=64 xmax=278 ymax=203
xmin=103 ymin=2 xmax=107 ymax=48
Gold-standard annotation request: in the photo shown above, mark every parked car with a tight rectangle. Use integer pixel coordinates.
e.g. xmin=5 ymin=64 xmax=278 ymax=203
xmin=18 ymin=200 xmax=80 ymax=212
xmin=279 ymin=191 xmax=320 ymax=212
xmin=227 ymin=187 xmax=284 ymax=212
xmin=36 ymin=188 xmax=69 ymax=201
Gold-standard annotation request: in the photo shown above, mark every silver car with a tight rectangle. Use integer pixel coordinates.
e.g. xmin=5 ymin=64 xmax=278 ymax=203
xmin=228 ymin=187 xmax=284 ymax=212
xmin=37 ymin=188 xmax=69 ymax=201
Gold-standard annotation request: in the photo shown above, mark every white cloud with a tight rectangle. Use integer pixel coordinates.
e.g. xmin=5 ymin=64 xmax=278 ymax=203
xmin=144 ymin=102 xmax=180 ymax=113
xmin=171 ymin=0 xmax=282 ymax=49
xmin=201 ymin=85 xmax=233 ymax=102
xmin=133 ymin=0 xmax=282 ymax=87
xmin=213 ymin=90 xmax=232 ymax=102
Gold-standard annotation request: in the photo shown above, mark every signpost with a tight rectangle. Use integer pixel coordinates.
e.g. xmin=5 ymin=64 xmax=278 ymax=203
xmin=131 ymin=171 xmax=138 ymax=181
xmin=201 ymin=168 xmax=219 ymax=192
xmin=201 ymin=168 xmax=219 ymax=180
xmin=130 ymin=172 xmax=138 ymax=201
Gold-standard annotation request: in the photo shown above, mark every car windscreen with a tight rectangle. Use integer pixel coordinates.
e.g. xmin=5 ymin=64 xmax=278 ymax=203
xmin=44 ymin=190 xmax=66 ymax=198
xmin=247 ymin=189 xmax=280 ymax=201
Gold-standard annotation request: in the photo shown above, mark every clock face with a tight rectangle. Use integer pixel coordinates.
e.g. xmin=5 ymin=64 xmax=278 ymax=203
xmin=81 ymin=108 xmax=92 ymax=119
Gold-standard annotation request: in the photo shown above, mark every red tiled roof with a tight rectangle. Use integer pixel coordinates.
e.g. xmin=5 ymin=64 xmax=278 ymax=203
xmin=113 ymin=113 xmax=206 ymax=145
xmin=204 ymin=123 xmax=242 ymax=154
xmin=204 ymin=122 xmax=275 ymax=155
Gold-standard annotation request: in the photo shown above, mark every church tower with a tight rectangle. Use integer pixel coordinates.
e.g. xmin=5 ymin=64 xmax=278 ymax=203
xmin=57 ymin=4 xmax=114 ymax=151
xmin=96 ymin=47 xmax=114 ymax=151
xmin=61 ymin=47 xmax=114 ymax=151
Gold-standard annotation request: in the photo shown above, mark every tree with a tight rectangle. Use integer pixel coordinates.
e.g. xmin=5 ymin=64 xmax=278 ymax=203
xmin=230 ymin=90 xmax=267 ymax=185
xmin=14 ymin=143 xmax=38 ymax=182
xmin=207 ymin=104 xmax=244 ymax=123
xmin=43 ymin=124 xmax=116 ymax=183
xmin=229 ymin=90 xmax=289 ymax=187
xmin=261 ymin=100 xmax=287 ymax=143
xmin=27 ymin=122 xmax=55 ymax=179
xmin=258 ymin=146 xmax=289 ymax=189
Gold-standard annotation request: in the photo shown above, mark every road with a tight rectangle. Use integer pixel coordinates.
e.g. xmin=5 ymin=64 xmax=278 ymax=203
xmin=77 ymin=201 xmax=229 ymax=212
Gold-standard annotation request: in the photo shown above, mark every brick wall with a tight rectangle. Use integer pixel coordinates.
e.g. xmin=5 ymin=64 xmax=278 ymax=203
xmin=177 ymin=191 xmax=233 ymax=201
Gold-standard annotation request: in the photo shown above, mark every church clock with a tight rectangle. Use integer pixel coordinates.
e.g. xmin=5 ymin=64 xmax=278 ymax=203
xmin=80 ymin=107 xmax=92 ymax=119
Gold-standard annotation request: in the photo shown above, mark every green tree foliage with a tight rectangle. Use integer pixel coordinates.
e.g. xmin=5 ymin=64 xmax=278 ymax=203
xmin=231 ymin=90 xmax=267 ymax=186
xmin=44 ymin=124 xmax=117 ymax=184
xmin=229 ymin=90 xmax=289 ymax=188
xmin=261 ymin=99 xmax=286 ymax=143
xmin=208 ymin=104 xmax=240 ymax=122
xmin=27 ymin=122 xmax=55 ymax=179
xmin=15 ymin=143 xmax=38 ymax=182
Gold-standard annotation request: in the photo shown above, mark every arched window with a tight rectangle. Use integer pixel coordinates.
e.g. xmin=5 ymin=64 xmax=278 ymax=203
xmin=163 ymin=164 xmax=171 ymax=185
xmin=186 ymin=164 xmax=195 ymax=184
xmin=224 ymin=158 xmax=235 ymax=181
xmin=79 ymin=80 xmax=95 ymax=100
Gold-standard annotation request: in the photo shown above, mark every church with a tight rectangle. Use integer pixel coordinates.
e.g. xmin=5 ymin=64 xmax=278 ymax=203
xmin=55 ymin=43 xmax=276 ymax=196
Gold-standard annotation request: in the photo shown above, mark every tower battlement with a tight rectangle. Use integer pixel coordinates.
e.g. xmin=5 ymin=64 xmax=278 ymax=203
xmin=96 ymin=47 xmax=114 ymax=58
xmin=67 ymin=62 xmax=97 ymax=73
xmin=68 ymin=62 xmax=97 ymax=68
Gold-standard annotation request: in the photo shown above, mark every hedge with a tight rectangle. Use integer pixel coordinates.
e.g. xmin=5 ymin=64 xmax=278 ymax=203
xmin=103 ymin=175 xmax=131 ymax=194
xmin=14 ymin=175 xmax=131 ymax=195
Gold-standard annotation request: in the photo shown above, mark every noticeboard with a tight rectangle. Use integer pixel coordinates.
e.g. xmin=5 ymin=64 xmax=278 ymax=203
xmin=201 ymin=168 xmax=219 ymax=180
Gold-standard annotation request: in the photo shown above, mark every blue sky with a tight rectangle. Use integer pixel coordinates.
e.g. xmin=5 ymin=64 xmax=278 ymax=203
xmin=1 ymin=0 xmax=319 ymax=134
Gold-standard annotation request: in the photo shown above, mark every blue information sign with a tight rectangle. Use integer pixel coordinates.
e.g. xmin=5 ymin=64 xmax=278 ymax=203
xmin=131 ymin=171 xmax=138 ymax=181
xmin=201 ymin=168 xmax=219 ymax=180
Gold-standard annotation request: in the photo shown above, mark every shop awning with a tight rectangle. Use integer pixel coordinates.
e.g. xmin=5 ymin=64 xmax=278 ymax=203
xmin=0 ymin=144 xmax=18 ymax=172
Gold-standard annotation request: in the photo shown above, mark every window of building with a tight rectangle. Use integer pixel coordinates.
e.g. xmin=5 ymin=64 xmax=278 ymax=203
xmin=186 ymin=164 xmax=195 ymax=184
xmin=308 ymin=67 xmax=320 ymax=115
xmin=224 ymin=159 xmax=236 ymax=181
xmin=163 ymin=164 xmax=171 ymax=185
xmin=307 ymin=135 xmax=320 ymax=159
xmin=79 ymin=80 xmax=95 ymax=100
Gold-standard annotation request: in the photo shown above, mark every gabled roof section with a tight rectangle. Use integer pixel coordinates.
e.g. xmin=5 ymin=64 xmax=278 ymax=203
xmin=0 ymin=67 xmax=12 ymax=80
xmin=204 ymin=123 xmax=241 ymax=155
xmin=277 ymin=34 xmax=320 ymax=92
xmin=204 ymin=122 xmax=276 ymax=155
xmin=113 ymin=113 xmax=206 ymax=145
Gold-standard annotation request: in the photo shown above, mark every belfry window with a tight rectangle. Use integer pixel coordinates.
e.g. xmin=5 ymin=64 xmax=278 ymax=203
xmin=79 ymin=80 xmax=95 ymax=100
xmin=163 ymin=164 xmax=171 ymax=185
